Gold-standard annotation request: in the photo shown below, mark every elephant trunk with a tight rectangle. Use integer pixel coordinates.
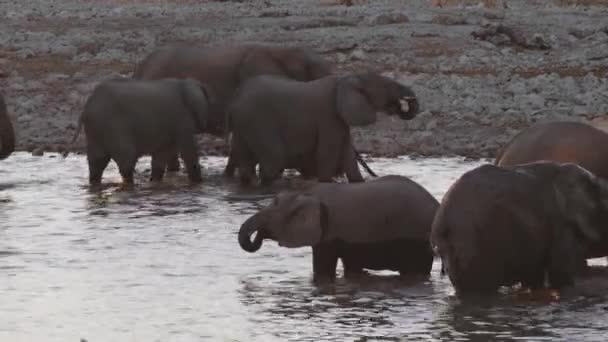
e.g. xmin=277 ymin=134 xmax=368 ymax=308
xmin=0 ymin=105 xmax=15 ymax=160
xmin=238 ymin=214 xmax=265 ymax=253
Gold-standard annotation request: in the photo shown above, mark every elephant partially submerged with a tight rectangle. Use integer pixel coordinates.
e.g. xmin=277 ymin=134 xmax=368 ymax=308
xmin=431 ymin=162 xmax=608 ymax=295
xmin=228 ymin=72 xmax=420 ymax=186
xmin=134 ymin=44 xmax=333 ymax=172
xmin=496 ymin=121 xmax=608 ymax=179
xmin=72 ymin=78 xmax=212 ymax=186
xmin=0 ymin=93 xmax=15 ymax=160
xmin=238 ymin=175 xmax=438 ymax=282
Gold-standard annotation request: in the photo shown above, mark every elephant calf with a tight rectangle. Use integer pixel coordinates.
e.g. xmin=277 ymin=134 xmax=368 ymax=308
xmin=0 ymin=93 xmax=15 ymax=160
xmin=227 ymin=71 xmax=420 ymax=186
xmin=238 ymin=175 xmax=438 ymax=282
xmin=431 ymin=162 xmax=608 ymax=296
xmin=72 ymin=78 xmax=212 ymax=186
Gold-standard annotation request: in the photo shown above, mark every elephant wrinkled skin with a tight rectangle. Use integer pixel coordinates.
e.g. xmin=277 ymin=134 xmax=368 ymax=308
xmin=228 ymin=72 xmax=420 ymax=186
xmin=238 ymin=175 xmax=438 ymax=282
xmin=72 ymin=78 xmax=212 ymax=186
xmin=133 ymin=44 xmax=333 ymax=172
xmin=0 ymin=93 xmax=15 ymax=160
xmin=431 ymin=162 xmax=608 ymax=295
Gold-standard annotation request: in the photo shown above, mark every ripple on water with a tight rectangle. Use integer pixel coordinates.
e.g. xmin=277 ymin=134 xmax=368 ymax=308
xmin=1 ymin=153 xmax=608 ymax=341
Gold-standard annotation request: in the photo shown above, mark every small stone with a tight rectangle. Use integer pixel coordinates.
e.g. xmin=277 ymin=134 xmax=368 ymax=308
xmin=350 ymin=49 xmax=367 ymax=61
xmin=431 ymin=14 xmax=468 ymax=26
xmin=366 ymin=12 xmax=409 ymax=26
xmin=32 ymin=148 xmax=44 ymax=156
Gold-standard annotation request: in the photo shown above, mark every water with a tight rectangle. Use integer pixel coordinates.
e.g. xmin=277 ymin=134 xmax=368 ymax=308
xmin=1 ymin=153 xmax=608 ymax=342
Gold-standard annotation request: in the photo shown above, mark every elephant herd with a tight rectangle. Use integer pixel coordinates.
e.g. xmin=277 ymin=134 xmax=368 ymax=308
xmin=74 ymin=43 xmax=419 ymax=187
xmin=1 ymin=43 xmax=608 ymax=297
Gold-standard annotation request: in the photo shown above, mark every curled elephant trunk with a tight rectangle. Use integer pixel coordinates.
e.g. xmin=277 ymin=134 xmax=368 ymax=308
xmin=398 ymin=96 xmax=419 ymax=120
xmin=238 ymin=214 xmax=265 ymax=252
xmin=397 ymin=86 xmax=419 ymax=120
xmin=0 ymin=106 xmax=15 ymax=160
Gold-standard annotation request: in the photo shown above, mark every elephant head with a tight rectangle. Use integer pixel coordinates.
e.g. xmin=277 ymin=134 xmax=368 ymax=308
xmin=238 ymin=46 xmax=333 ymax=83
xmin=180 ymin=78 xmax=214 ymax=133
xmin=238 ymin=192 xmax=329 ymax=252
xmin=551 ymin=163 xmax=608 ymax=242
xmin=0 ymin=94 xmax=15 ymax=160
xmin=335 ymin=72 xmax=419 ymax=127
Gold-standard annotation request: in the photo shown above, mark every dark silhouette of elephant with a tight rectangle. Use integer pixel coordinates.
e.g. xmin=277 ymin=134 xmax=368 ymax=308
xmin=238 ymin=175 xmax=438 ymax=282
xmin=431 ymin=161 xmax=608 ymax=295
xmin=496 ymin=121 xmax=608 ymax=179
xmin=228 ymin=72 xmax=420 ymax=186
xmin=133 ymin=44 xmax=333 ymax=173
xmin=0 ymin=93 xmax=15 ymax=160
xmin=72 ymin=78 xmax=212 ymax=186
xmin=496 ymin=121 xmax=608 ymax=261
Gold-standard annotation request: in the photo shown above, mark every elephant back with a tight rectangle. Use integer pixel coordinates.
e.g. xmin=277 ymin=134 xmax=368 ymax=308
xmin=315 ymin=175 xmax=439 ymax=244
xmin=497 ymin=121 xmax=608 ymax=179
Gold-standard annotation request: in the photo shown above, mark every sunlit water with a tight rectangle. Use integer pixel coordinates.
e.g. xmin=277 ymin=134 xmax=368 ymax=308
xmin=1 ymin=153 xmax=608 ymax=342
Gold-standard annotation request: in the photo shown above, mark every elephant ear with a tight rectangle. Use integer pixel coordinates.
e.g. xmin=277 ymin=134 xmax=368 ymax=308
xmin=335 ymin=75 xmax=377 ymax=127
xmin=180 ymin=79 xmax=211 ymax=132
xmin=276 ymin=194 xmax=328 ymax=248
xmin=552 ymin=163 xmax=603 ymax=241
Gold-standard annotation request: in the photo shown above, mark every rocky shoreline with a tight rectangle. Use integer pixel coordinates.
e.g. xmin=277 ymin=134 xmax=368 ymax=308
xmin=1 ymin=0 xmax=607 ymax=159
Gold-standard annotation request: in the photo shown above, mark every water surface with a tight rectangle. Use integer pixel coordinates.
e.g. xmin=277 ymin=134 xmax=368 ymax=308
xmin=1 ymin=153 xmax=607 ymax=341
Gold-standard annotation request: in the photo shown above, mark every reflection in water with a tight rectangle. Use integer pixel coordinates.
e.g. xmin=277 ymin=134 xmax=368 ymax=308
xmin=1 ymin=153 xmax=608 ymax=341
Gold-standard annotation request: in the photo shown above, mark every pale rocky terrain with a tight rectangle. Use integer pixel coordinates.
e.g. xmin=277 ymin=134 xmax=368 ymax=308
xmin=0 ymin=0 xmax=607 ymax=158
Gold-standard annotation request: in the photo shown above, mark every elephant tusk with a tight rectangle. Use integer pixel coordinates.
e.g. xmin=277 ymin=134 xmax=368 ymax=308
xmin=399 ymin=98 xmax=410 ymax=112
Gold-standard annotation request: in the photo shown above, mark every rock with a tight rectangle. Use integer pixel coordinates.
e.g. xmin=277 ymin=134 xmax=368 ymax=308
xmin=431 ymin=14 xmax=468 ymax=25
xmin=366 ymin=12 xmax=409 ymax=26
xmin=350 ymin=49 xmax=367 ymax=61
xmin=32 ymin=147 xmax=44 ymax=156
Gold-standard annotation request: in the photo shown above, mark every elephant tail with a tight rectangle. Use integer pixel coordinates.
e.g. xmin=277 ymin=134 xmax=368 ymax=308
xmin=493 ymin=144 xmax=507 ymax=165
xmin=70 ymin=112 xmax=84 ymax=145
xmin=354 ymin=148 xmax=377 ymax=177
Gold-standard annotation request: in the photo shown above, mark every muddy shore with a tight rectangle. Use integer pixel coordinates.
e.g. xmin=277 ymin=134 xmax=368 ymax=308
xmin=1 ymin=0 xmax=607 ymax=159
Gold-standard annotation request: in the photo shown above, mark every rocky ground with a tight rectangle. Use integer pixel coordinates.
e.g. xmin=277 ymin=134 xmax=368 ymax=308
xmin=0 ymin=0 xmax=607 ymax=159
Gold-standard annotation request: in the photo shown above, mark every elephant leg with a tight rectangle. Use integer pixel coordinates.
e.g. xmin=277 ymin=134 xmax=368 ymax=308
xmin=115 ymin=150 xmax=137 ymax=185
xmin=87 ymin=147 xmax=110 ymax=186
xmin=178 ymin=137 xmax=203 ymax=183
xmin=231 ymin=134 xmax=256 ymax=186
xmin=165 ymin=151 xmax=180 ymax=173
xmin=343 ymin=261 xmax=365 ymax=278
xmin=315 ymin=131 xmax=345 ymax=183
xmin=150 ymin=148 xmax=173 ymax=182
xmin=312 ymin=244 xmax=339 ymax=282
xmin=258 ymin=145 xmax=286 ymax=187
xmin=341 ymin=141 xmax=364 ymax=183
xmin=223 ymin=140 xmax=237 ymax=178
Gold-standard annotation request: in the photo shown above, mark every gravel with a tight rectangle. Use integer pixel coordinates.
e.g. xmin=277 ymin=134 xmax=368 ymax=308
xmin=0 ymin=0 xmax=607 ymax=159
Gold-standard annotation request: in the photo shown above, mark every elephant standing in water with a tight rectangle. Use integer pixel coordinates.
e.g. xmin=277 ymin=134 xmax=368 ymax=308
xmin=496 ymin=121 xmax=608 ymax=179
xmin=496 ymin=121 xmax=608 ymax=260
xmin=238 ymin=175 xmax=438 ymax=282
xmin=228 ymin=72 xmax=420 ymax=186
xmin=0 ymin=94 xmax=15 ymax=160
xmin=72 ymin=78 xmax=212 ymax=186
xmin=133 ymin=44 xmax=333 ymax=173
xmin=431 ymin=162 xmax=608 ymax=295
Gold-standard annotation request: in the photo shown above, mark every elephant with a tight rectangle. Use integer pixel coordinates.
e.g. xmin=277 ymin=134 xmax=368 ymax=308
xmin=0 ymin=93 xmax=15 ymax=160
xmin=238 ymin=175 xmax=438 ymax=282
xmin=430 ymin=161 xmax=608 ymax=295
xmin=227 ymin=72 xmax=420 ymax=186
xmin=133 ymin=43 xmax=333 ymax=173
xmin=496 ymin=121 xmax=608 ymax=179
xmin=71 ymin=77 xmax=212 ymax=186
